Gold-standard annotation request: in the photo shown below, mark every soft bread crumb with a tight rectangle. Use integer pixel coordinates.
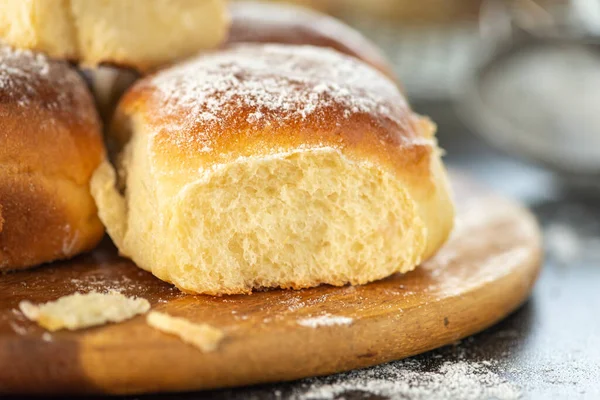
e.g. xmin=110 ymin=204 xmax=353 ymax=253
xmin=19 ymin=292 xmax=150 ymax=331
xmin=146 ymin=311 xmax=224 ymax=352
xmin=95 ymin=145 xmax=429 ymax=295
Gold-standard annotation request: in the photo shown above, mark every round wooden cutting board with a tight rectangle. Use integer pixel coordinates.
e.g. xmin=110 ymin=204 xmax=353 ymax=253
xmin=0 ymin=174 xmax=542 ymax=395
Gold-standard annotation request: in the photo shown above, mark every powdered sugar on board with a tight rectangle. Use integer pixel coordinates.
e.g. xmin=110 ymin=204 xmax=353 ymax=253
xmin=297 ymin=314 xmax=353 ymax=328
xmin=129 ymin=44 xmax=420 ymax=152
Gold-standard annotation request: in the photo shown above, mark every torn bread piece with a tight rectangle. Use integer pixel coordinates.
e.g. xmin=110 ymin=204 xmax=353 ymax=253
xmin=146 ymin=311 xmax=224 ymax=352
xmin=19 ymin=292 xmax=150 ymax=331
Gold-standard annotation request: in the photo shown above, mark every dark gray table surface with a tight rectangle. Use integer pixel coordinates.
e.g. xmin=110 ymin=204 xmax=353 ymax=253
xmin=23 ymin=102 xmax=597 ymax=400
xmin=99 ymin=102 xmax=597 ymax=400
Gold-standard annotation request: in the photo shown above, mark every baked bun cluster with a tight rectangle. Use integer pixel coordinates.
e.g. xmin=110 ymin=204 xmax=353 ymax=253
xmin=92 ymin=44 xmax=454 ymax=295
xmin=0 ymin=46 xmax=104 ymax=271
xmin=0 ymin=1 xmax=454 ymax=295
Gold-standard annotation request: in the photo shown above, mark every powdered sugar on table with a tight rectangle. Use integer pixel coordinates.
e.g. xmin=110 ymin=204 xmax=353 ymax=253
xmin=293 ymin=359 xmax=521 ymax=400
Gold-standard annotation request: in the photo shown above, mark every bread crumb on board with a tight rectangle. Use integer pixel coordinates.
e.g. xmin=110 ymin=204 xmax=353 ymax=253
xmin=19 ymin=291 xmax=150 ymax=331
xmin=146 ymin=311 xmax=224 ymax=352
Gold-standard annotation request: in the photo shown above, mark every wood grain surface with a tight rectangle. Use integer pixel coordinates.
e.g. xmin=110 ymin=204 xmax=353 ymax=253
xmin=0 ymin=174 xmax=542 ymax=395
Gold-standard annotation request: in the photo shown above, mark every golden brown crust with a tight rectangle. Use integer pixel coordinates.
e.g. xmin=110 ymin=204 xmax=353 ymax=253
xmin=0 ymin=47 xmax=104 ymax=183
xmin=117 ymin=44 xmax=426 ymax=178
xmin=0 ymin=171 xmax=104 ymax=271
xmin=226 ymin=1 xmax=396 ymax=81
xmin=0 ymin=46 xmax=105 ymax=270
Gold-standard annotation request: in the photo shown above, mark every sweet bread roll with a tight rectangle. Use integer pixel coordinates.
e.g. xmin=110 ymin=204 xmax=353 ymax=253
xmin=0 ymin=0 xmax=229 ymax=71
xmin=227 ymin=1 xmax=396 ymax=81
xmin=0 ymin=46 xmax=105 ymax=271
xmin=92 ymin=44 xmax=454 ymax=295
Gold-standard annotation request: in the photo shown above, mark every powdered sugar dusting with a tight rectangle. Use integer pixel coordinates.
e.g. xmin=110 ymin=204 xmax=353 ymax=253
xmin=209 ymin=333 xmax=527 ymax=399
xmin=0 ymin=46 xmax=72 ymax=108
xmin=0 ymin=45 xmax=94 ymax=124
xmin=0 ymin=46 xmax=50 ymax=92
xmin=297 ymin=314 xmax=353 ymax=328
xmin=291 ymin=360 xmax=521 ymax=400
xmin=292 ymin=359 xmax=521 ymax=400
xmin=131 ymin=44 xmax=413 ymax=152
